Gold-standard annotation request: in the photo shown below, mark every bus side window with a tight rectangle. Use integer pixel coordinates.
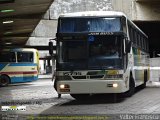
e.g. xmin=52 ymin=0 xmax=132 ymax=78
xmin=17 ymin=52 xmax=22 ymax=62
xmin=17 ymin=52 xmax=33 ymax=62
xmin=10 ymin=52 xmax=16 ymax=62
xmin=30 ymin=54 xmax=33 ymax=62
xmin=0 ymin=52 xmax=16 ymax=62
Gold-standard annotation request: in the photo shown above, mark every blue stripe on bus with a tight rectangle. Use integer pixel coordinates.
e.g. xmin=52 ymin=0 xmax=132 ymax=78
xmin=0 ymin=63 xmax=7 ymax=71
xmin=10 ymin=76 xmax=38 ymax=83
xmin=9 ymin=63 xmax=37 ymax=66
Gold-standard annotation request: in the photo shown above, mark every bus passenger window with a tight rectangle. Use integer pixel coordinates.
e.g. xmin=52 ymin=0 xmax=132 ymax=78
xmin=0 ymin=52 xmax=16 ymax=62
xmin=10 ymin=52 xmax=16 ymax=62
xmin=17 ymin=52 xmax=33 ymax=62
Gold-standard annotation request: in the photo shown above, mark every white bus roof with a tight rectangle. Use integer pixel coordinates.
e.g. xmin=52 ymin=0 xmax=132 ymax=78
xmin=59 ymin=11 xmax=126 ymax=17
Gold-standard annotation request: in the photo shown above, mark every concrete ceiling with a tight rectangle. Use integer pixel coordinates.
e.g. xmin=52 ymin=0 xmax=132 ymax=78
xmin=0 ymin=0 xmax=54 ymax=48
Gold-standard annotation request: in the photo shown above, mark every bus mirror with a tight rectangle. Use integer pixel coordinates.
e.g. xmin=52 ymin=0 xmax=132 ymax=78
xmin=126 ymin=41 xmax=131 ymax=53
xmin=49 ymin=41 xmax=53 ymax=55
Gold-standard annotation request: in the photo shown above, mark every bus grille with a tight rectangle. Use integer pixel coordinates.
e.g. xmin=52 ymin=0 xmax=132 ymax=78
xmin=72 ymin=75 xmax=104 ymax=79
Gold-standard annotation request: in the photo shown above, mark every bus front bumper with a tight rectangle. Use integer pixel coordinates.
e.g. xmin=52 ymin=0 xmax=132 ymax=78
xmin=56 ymin=80 xmax=129 ymax=94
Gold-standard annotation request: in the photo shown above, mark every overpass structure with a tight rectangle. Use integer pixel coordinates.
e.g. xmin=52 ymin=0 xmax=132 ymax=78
xmin=1 ymin=0 xmax=160 ymax=74
xmin=0 ymin=0 xmax=54 ymax=49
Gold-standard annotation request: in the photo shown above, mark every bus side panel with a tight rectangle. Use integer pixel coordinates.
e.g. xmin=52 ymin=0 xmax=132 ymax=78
xmin=11 ymin=76 xmax=38 ymax=83
xmin=0 ymin=63 xmax=38 ymax=83
xmin=0 ymin=63 xmax=7 ymax=71
xmin=132 ymin=47 xmax=148 ymax=86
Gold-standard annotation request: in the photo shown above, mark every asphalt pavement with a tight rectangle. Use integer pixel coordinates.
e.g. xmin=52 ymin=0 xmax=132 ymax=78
xmin=1 ymin=75 xmax=160 ymax=120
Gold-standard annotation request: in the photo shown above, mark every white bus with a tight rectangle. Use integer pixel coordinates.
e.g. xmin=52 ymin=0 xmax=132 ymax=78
xmin=50 ymin=11 xmax=150 ymax=100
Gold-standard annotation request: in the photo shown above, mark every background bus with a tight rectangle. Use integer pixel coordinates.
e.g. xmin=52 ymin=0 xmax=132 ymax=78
xmin=0 ymin=48 xmax=39 ymax=86
xmin=50 ymin=11 xmax=150 ymax=100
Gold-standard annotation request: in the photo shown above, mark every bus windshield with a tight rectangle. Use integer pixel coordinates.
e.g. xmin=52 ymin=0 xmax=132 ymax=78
xmin=58 ymin=35 xmax=123 ymax=70
xmin=59 ymin=17 xmax=121 ymax=33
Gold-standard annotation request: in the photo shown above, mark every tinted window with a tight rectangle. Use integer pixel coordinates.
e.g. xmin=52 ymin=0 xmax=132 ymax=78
xmin=0 ymin=52 xmax=16 ymax=62
xmin=58 ymin=35 xmax=123 ymax=70
xmin=133 ymin=30 xmax=137 ymax=45
xmin=59 ymin=18 xmax=121 ymax=32
xmin=17 ymin=52 xmax=33 ymax=62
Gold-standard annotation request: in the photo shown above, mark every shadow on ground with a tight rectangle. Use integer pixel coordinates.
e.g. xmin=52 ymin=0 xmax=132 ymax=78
xmin=59 ymin=94 xmax=125 ymax=106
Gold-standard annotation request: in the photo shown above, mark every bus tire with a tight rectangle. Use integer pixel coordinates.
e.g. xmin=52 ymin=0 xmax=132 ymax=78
xmin=0 ymin=75 xmax=10 ymax=87
xmin=124 ymin=74 xmax=135 ymax=97
xmin=70 ymin=94 xmax=91 ymax=100
xmin=141 ymin=71 xmax=147 ymax=89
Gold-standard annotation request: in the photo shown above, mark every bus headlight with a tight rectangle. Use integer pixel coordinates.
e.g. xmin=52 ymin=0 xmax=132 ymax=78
xmin=60 ymin=84 xmax=65 ymax=89
xmin=107 ymin=83 xmax=118 ymax=88
xmin=60 ymin=84 xmax=70 ymax=89
xmin=59 ymin=84 xmax=70 ymax=92
xmin=113 ymin=83 xmax=118 ymax=88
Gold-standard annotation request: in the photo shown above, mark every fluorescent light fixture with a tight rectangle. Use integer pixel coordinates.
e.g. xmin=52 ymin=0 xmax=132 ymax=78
xmin=4 ymin=31 xmax=13 ymax=35
xmin=5 ymin=42 xmax=12 ymax=45
xmin=0 ymin=9 xmax=15 ymax=13
xmin=3 ymin=20 xmax=14 ymax=24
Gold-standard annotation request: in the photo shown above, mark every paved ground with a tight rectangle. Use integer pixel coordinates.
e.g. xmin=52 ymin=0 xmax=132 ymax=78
xmin=1 ymin=78 xmax=160 ymax=120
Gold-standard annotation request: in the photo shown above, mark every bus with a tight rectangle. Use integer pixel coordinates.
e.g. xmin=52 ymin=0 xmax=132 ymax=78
xmin=0 ymin=48 xmax=39 ymax=86
xmin=50 ymin=11 xmax=150 ymax=100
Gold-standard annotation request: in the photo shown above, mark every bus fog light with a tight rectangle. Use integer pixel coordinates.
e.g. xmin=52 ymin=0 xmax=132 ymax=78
xmin=60 ymin=84 xmax=65 ymax=89
xmin=113 ymin=83 xmax=118 ymax=88
xmin=60 ymin=84 xmax=70 ymax=89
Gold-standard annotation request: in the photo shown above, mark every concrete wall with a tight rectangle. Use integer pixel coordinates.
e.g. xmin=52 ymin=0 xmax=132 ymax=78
xmin=26 ymin=20 xmax=57 ymax=46
xmin=50 ymin=0 xmax=112 ymax=19
xmin=112 ymin=0 xmax=160 ymax=21
xmin=111 ymin=0 xmax=133 ymax=19
xmin=134 ymin=1 xmax=160 ymax=21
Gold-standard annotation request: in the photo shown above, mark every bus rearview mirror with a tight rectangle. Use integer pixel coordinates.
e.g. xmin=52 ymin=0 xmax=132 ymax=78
xmin=126 ymin=41 xmax=131 ymax=53
xmin=49 ymin=41 xmax=53 ymax=55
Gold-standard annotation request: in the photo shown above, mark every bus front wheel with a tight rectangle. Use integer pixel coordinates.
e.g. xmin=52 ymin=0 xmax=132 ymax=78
xmin=70 ymin=94 xmax=91 ymax=100
xmin=0 ymin=75 xmax=10 ymax=87
xmin=141 ymin=71 xmax=147 ymax=89
xmin=124 ymin=74 xmax=135 ymax=97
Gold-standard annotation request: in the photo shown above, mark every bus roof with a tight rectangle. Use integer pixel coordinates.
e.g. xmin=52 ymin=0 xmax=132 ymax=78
xmin=59 ymin=11 xmax=126 ymax=18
